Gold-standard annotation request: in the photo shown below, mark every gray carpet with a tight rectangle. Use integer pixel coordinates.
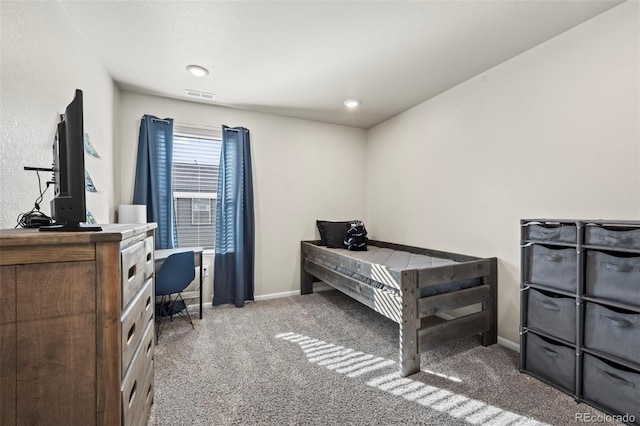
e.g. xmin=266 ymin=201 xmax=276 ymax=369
xmin=149 ymin=290 xmax=619 ymax=425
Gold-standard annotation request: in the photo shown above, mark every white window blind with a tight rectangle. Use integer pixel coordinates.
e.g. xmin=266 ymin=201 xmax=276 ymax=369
xmin=172 ymin=127 xmax=221 ymax=249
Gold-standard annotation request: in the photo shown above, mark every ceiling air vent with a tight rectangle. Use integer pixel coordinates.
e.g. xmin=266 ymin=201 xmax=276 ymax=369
xmin=185 ymin=89 xmax=216 ymax=102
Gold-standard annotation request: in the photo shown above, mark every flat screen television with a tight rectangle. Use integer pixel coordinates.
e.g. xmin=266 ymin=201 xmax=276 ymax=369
xmin=40 ymin=89 xmax=101 ymax=232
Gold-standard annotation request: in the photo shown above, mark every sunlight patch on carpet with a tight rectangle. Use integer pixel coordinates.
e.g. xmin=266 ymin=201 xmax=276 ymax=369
xmin=422 ymin=368 xmax=463 ymax=383
xmin=276 ymin=332 xmax=549 ymax=426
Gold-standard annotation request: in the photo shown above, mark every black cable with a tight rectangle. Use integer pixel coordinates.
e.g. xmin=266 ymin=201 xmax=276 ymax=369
xmin=16 ymin=170 xmax=53 ymax=228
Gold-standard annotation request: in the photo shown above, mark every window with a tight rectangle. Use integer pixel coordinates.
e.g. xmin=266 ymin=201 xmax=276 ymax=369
xmin=191 ymin=198 xmax=212 ymax=225
xmin=172 ymin=127 xmax=221 ymax=249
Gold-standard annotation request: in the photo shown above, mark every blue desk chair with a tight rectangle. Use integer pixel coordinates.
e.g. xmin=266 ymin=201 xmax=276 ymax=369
xmin=155 ymin=251 xmax=195 ymax=341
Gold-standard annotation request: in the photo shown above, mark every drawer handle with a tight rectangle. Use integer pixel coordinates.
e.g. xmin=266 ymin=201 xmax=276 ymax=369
xmin=604 ymin=316 xmax=633 ymax=328
xmin=541 ymin=301 xmax=560 ymax=311
xmin=128 ymin=265 xmax=137 ymax=280
xmin=145 ymin=296 xmax=152 ymax=310
xmin=127 ymin=323 xmax=136 ymax=344
xmin=538 ymin=228 xmax=556 ymax=233
xmin=147 ymin=337 xmax=153 ymax=355
xmin=540 ymin=255 xmax=564 ymax=263
xmin=147 ymin=252 xmax=152 ymax=262
xmin=536 ymin=229 xmax=559 ymax=238
xmin=128 ymin=381 xmax=137 ymax=407
xmin=599 ymin=369 xmax=636 ymax=388
xmin=541 ymin=346 xmax=558 ymax=358
xmin=602 ymin=263 xmax=635 ymax=273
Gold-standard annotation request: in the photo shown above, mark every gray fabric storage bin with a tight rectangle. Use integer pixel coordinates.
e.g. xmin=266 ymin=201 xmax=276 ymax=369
xmin=585 ymin=225 xmax=640 ymax=250
xmin=583 ymin=354 xmax=640 ymax=421
xmin=528 ymin=245 xmax=577 ymax=292
xmin=586 ymin=251 xmax=640 ymax=307
xmin=584 ymin=302 xmax=640 ymax=365
xmin=525 ymin=333 xmax=575 ymax=393
xmin=525 ymin=223 xmax=577 ymax=244
xmin=527 ymin=289 xmax=576 ymax=343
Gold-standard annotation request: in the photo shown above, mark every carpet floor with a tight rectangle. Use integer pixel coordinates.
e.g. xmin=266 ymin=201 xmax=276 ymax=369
xmin=148 ymin=290 xmax=620 ymax=425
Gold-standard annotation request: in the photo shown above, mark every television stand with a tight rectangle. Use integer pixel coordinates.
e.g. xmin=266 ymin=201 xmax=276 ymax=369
xmin=39 ymin=222 xmax=102 ymax=232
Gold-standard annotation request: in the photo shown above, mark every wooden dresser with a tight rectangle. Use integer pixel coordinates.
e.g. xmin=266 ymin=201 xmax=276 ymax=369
xmin=0 ymin=224 xmax=156 ymax=426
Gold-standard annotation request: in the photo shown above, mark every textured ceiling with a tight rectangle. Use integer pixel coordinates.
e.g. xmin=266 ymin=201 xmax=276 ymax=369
xmin=58 ymin=0 xmax=623 ymax=129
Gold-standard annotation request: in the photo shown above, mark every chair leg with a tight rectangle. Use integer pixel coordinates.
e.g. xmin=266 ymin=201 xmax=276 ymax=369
xmin=156 ymin=294 xmax=169 ymax=343
xmin=155 ymin=293 xmax=195 ymax=343
xmin=176 ymin=293 xmax=195 ymax=329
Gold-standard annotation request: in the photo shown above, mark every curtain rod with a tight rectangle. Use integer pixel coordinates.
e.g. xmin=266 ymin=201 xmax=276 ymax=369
xmin=150 ymin=117 xmax=170 ymax=124
xmin=175 ymin=121 xmax=220 ymax=130
xmin=148 ymin=117 xmax=241 ymax=132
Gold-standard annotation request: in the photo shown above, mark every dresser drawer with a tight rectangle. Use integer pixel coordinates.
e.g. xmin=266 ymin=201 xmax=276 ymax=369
xmin=121 ymin=320 xmax=154 ymax=426
xmin=585 ymin=225 xmax=640 ymax=250
xmin=121 ymin=241 xmax=147 ymax=310
xmin=143 ymin=236 xmax=154 ymax=280
xmin=586 ymin=251 xmax=640 ymax=307
xmin=524 ymin=223 xmax=577 ymax=244
xmin=584 ymin=302 xmax=640 ymax=365
xmin=121 ymin=279 xmax=154 ymax=378
xmin=525 ymin=333 xmax=575 ymax=393
xmin=129 ymin=341 xmax=154 ymax=426
xmin=583 ymin=354 xmax=640 ymax=422
xmin=131 ymin=360 xmax=154 ymax=426
xmin=527 ymin=245 xmax=577 ymax=292
xmin=526 ymin=289 xmax=576 ymax=343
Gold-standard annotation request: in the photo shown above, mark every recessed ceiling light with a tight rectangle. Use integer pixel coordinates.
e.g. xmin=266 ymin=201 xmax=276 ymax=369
xmin=344 ymin=99 xmax=360 ymax=108
xmin=186 ymin=64 xmax=209 ymax=77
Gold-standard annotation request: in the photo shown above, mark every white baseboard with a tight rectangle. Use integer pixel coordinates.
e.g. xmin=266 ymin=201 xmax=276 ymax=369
xmin=187 ymin=301 xmax=211 ymax=313
xmin=254 ymin=290 xmax=300 ymax=301
xmin=187 ymin=289 xmax=305 ymax=311
xmin=252 ymin=284 xmax=333 ymax=301
xmin=498 ymin=336 xmax=520 ymax=353
xmin=190 ymin=289 xmax=303 ymax=310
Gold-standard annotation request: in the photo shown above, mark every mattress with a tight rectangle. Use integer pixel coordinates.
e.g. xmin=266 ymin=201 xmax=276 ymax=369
xmin=310 ymin=245 xmax=482 ymax=298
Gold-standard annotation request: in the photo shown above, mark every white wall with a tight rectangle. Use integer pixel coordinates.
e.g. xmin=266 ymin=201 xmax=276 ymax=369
xmin=118 ymin=92 xmax=367 ymax=298
xmin=0 ymin=2 xmax=117 ymax=228
xmin=366 ymin=2 xmax=639 ymax=344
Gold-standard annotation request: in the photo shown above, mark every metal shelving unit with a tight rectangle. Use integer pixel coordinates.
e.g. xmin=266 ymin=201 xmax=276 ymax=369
xmin=520 ymin=219 xmax=640 ymax=425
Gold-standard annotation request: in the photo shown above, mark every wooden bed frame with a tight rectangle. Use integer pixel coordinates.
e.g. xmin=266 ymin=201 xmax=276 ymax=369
xmin=301 ymin=240 xmax=498 ymax=377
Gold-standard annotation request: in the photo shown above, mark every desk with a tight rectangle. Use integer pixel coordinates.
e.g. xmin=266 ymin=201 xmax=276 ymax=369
xmin=155 ymin=247 xmax=204 ymax=319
